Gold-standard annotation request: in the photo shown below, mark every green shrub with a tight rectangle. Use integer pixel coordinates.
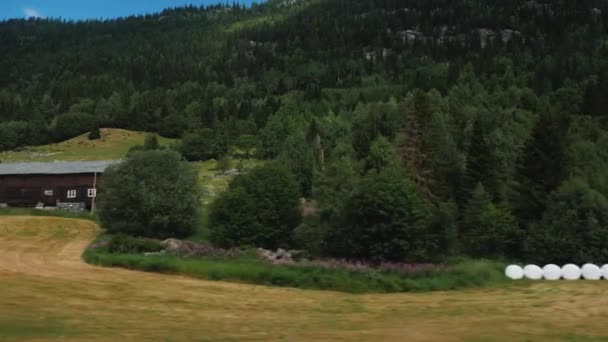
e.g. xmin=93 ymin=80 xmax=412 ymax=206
xmin=325 ymin=168 xmax=436 ymax=262
xmin=526 ymin=179 xmax=608 ymax=264
xmin=88 ymin=125 xmax=101 ymax=140
xmin=292 ymin=219 xmax=328 ymax=256
xmin=0 ymin=121 xmax=50 ymax=151
xmin=97 ymin=150 xmax=200 ymax=239
xmin=178 ymin=128 xmax=228 ymax=161
xmin=143 ymin=133 xmax=160 ymax=150
xmin=209 ymin=162 xmax=301 ymax=249
xmin=126 ymin=133 xmax=162 ymax=156
xmin=107 ymin=234 xmax=164 ymax=254
xmin=52 ymin=112 xmax=97 ymax=141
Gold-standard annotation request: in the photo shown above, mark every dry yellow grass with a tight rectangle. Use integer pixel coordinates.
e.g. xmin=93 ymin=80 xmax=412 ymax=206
xmin=1 ymin=216 xmax=608 ymax=341
xmin=0 ymin=128 xmax=174 ymax=162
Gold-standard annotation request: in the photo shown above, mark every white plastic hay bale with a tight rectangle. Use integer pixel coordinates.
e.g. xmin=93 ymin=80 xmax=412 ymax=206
xmin=542 ymin=264 xmax=562 ymax=280
xmin=602 ymin=265 xmax=608 ymax=280
xmin=505 ymin=265 xmax=524 ymax=280
xmin=562 ymin=264 xmax=582 ymax=280
xmin=523 ymin=264 xmax=543 ymax=280
xmin=581 ymin=263 xmax=601 ymax=280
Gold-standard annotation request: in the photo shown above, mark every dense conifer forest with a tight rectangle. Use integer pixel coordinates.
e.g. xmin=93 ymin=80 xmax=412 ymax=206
xmin=2 ymin=0 xmax=608 ymax=263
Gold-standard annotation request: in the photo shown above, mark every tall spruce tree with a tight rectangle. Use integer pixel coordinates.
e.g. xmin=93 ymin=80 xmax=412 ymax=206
xmin=515 ymin=111 xmax=568 ymax=223
xmin=463 ymin=119 xmax=495 ymax=200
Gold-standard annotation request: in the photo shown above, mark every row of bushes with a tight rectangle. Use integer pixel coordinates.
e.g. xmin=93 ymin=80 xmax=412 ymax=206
xmin=84 ymin=238 xmax=507 ymax=293
xmin=106 ymin=234 xmax=164 ymax=254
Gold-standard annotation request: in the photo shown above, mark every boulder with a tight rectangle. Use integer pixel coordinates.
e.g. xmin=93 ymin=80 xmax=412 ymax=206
xmin=257 ymin=248 xmax=303 ymax=265
xmin=144 ymin=251 xmax=167 ymax=257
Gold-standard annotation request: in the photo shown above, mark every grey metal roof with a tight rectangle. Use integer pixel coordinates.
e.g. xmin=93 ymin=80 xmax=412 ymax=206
xmin=0 ymin=160 xmax=121 ymax=176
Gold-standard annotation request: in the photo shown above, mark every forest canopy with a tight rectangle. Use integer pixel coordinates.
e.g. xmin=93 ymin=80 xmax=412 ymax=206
xmin=2 ymin=0 xmax=608 ymax=263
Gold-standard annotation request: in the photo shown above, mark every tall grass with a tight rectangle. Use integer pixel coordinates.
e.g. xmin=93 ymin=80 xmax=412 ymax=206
xmin=83 ymin=250 xmax=507 ymax=293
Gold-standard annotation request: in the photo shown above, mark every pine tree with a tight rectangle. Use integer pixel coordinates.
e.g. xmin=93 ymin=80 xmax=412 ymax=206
xmin=307 ymin=118 xmax=325 ymax=170
xmin=462 ymin=119 xmax=495 ymax=200
xmin=143 ymin=133 xmax=160 ymax=150
xmin=462 ymin=183 xmax=520 ymax=258
xmin=515 ymin=111 xmax=568 ymax=223
xmin=396 ymin=92 xmax=432 ymax=196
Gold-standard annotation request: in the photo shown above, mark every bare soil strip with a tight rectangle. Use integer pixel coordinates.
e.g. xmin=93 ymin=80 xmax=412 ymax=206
xmin=1 ymin=216 xmax=608 ymax=341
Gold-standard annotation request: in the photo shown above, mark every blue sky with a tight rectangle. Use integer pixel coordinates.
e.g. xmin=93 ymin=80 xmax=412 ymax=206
xmin=1 ymin=1 xmax=261 ymax=21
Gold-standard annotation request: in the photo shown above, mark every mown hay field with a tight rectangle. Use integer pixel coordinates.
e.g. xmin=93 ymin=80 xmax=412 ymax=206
xmin=1 ymin=216 xmax=608 ymax=341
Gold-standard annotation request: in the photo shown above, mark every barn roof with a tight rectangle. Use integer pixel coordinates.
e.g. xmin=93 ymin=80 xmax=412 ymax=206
xmin=0 ymin=160 xmax=121 ymax=176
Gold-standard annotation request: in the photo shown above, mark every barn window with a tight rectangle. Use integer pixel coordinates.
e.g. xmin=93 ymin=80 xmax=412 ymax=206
xmin=44 ymin=190 xmax=53 ymax=196
xmin=87 ymin=189 xmax=97 ymax=198
xmin=67 ymin=190 xmax=77 ymax=199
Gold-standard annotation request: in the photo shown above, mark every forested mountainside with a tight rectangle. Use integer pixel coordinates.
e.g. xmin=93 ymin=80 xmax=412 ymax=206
xmin=2 ymin=0 xmax=608 ymax=263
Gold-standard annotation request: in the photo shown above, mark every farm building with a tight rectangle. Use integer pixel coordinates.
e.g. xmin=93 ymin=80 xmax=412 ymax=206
xmin=0 ymin=160 xmax=120 ymax=211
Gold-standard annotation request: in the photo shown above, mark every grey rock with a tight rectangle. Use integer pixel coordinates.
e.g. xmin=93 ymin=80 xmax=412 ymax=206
xmin=256 ymin=248 xmax=304 ymax=265
xmin=144 ymin=251 xmax=167 ymax=256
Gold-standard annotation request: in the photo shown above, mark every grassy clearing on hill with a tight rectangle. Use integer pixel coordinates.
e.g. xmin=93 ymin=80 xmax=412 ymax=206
xmin=0 ymin=128 xmax=174 ymax=162
xmin=3 ymin=216 xmax=608 ymax=341
xmin=189 ymin=158 xmax=264 ymax=242
xmin=194 ymin=158 xmax=263 ymax=206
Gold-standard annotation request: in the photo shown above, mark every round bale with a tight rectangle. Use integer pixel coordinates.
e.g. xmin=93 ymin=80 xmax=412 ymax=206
xmin=562 ymin=264 xmax=582 ymax=280
xmin=523 ymin=264 xmax=543 ymax=280
xmin=581 ymin=263 xmax=602 ymax=280
xmin=505 ymin=265 xmax=524 ymax=280
xmin=542 ymin=264 xmax=562 ymax=280
xmin=602 ymin=265 xmax=608 ymax=280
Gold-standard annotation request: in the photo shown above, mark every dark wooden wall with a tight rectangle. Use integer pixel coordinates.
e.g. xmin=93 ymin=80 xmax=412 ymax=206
xmin=0 ymin=173 xmax=103 ymax=208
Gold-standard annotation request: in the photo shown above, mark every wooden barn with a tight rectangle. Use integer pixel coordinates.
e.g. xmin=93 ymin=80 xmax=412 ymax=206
xmin=0 ymin=160 xmax=120 ymax=211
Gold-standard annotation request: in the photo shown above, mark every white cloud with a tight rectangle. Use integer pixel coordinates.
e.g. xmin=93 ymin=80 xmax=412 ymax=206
xmin=23 ymin=8 xmax=43 ymax=18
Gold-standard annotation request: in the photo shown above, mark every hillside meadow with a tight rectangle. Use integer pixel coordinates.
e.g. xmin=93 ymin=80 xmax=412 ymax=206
xmin=0 ymin=128 xmax=174 ymax=162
